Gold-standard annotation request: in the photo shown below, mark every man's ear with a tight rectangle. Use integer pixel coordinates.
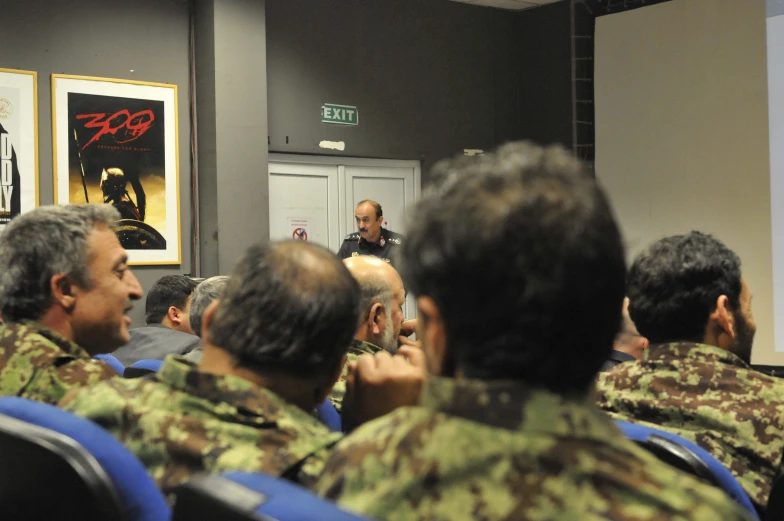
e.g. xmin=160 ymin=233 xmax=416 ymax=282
xmin=167 ymin=305 xmax=183 ymax=326
xmin=368 ymin=302 xmax=384 ymax=335
xmin=50 ymin=273 xmax=76 ymax=312
xmin=417 ymin=296 xmax=453 ymax=376
xmin=200 ymin=300 xmax=220 ymax=338
xmin=711 ymin=295 xmax=736 ymax=339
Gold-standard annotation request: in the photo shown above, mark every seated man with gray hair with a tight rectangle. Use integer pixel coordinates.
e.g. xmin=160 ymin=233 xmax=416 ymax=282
xmin=328 ymin=256 xmax=406 ymax=412
xmin=61 ymin=241 xmax=360 ymax=496
xmin=0 ymin=204 xmax=144 ymax=404
xmin=183 ymin=275 xmax=230 ymax=364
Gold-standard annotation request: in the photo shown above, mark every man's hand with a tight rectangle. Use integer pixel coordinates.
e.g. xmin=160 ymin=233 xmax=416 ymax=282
xmin=342 ymin=345 xmax=426 ymax=429
xmin=398 ymin=318 xmax=421 ymax=348
xmin=400 ymin=319 xmax=417 ymax=337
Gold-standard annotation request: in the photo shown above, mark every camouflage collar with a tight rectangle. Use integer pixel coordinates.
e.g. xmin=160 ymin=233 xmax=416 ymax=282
xmin=349 ymin=339 xmax=383 ymax=356
xmin=155 ymin=356 xmax=336 ymax=437
xmin=421 ymin=377 xmax=618 ymax=440
xmin=643 ymin=342 xmax=751 ymax=369
xmin=12 ymin=320 xmax=92 ymax=359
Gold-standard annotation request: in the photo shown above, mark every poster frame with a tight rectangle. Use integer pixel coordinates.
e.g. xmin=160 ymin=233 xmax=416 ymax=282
xmin=0 ymin=67 xmax=39 ymax=228
xmin=51 ymin=74 xmax=181 ymax=265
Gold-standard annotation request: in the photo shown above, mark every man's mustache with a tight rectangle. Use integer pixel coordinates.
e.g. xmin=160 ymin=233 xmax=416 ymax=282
xmin=359 ymin=228 xmax=368 ymax=232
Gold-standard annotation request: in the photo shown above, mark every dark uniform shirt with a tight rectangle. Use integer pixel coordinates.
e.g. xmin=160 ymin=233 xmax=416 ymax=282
xmin=337 ymin=228 xmax=403 ymax=268
xmin=595 ymin=342 xmax=784 ymax=509
xmin=314 ymin=376 xmax=752 ymax=521
xmin=599 ymin=349 xmax=637 ymax=372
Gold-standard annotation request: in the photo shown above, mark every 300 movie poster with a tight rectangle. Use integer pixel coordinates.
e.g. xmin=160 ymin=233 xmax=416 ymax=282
xmin=53 ymin=75 xmax=180 ymax=265
xmin=0 ymin=68 xmax=38 ymax=230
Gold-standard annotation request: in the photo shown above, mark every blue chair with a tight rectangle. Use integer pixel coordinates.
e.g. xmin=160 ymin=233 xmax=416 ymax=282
xmin=0 ymin=397 xmax=170 ymax=521
xmin=173 ymin=472 xmax=373 ymax=521
xmin=315 ymin=399 xmax=342 ymax=432
xmin=93 ymin=353 xmax=125 ymax=374
xmin=616 ymin=420 xmax=759 ymax=519
xmin=124 ymin=359 xmax=164 ymax=378
xmin=130 ymin=359 xmax=164 ymax=372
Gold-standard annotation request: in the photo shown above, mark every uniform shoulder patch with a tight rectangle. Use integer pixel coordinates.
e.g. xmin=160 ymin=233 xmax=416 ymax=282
xmin=344 ymin=232 xmax=360 ymax=240
xmin=384 ymin=230 xmax=403 ymax=245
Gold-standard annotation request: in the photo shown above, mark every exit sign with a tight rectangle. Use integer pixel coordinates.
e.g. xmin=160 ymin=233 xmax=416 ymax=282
xmin=322 ymin=103 xmax=358 ymax=125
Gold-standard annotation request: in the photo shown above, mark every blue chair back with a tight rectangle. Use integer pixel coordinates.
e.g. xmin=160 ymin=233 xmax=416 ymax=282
xmin=0 ymin=397 xmax=170 ymax=521
xmin=173 ymin=472 xmax=373 ymax=521
xmin=130 ymin=359 xmax=164 ymax=372
xmin=315 ymin=399 xmax=342 ymax=432
xmin=93 ymin=353 xmax=125 ymax=374
xmin=616 ymin=420 xmax=759 ymax=519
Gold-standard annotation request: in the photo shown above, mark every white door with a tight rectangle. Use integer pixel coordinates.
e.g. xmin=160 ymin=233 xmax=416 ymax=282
xmin=269 ymin=155 xmax=421 ymax=322
xmin=342 ymin=165 xmax=417 ymax=239
xmin=268 ymin=162 xmax=340 ymax=251
xmin=342 ymin=163 xmax=420 ymax=321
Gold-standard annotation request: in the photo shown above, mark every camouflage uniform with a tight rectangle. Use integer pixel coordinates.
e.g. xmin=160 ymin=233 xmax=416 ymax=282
xmin=329 ymin=339 xmax=382 ymax=412
xmin=60 ymin=356 xmax=343 ymax=495
xmin=0 ymin=320 xmax=116 ymax=405
xmin=314 ymin=376 xmax=753 ymax=521
xmin=595 ymin=342 xmax=784 ymax=509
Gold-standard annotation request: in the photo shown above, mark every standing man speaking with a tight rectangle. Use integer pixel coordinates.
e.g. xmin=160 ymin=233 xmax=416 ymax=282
xmin=338 ymin=200 xmax=403 ymax=268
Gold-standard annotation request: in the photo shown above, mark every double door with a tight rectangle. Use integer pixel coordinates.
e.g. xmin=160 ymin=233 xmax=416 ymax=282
xmin=268 ymin=154 xmax=421 ymax=318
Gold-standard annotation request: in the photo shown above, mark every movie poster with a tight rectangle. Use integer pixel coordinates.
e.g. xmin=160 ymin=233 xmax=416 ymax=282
xmin=53 ymin=75 xmax=180 ymax=265
xmin=0 ymin=69 xmax=38 ymax=230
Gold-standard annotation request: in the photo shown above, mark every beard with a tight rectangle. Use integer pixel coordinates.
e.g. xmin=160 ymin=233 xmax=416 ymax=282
xmin=376 ymin=309 xmax=400 ymax=354
xmin=729 ymin=311 xmax=755 ymax=364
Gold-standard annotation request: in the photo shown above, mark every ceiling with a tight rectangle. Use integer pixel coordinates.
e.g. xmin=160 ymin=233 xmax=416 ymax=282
xmin=450 ymin=0 xmax=564 ymax=11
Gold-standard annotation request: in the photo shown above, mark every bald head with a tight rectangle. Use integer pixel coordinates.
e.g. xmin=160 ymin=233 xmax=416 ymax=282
xmin=344 ymin=255 xmax=400 ymax=285
xmin=343 ymin=256 xmax=405 ymax=352
xmin=206 ymin=240 xmax=361 ymax=377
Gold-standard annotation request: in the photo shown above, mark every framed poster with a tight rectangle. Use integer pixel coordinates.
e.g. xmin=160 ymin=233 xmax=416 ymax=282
xmin=52 ymin=74 xmax=180 ymax=265
xmin=0 ymin=68 xmax=38 ymax=230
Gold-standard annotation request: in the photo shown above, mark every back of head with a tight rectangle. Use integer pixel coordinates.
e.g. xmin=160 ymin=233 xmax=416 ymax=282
xmin=343 ymin=256 xmax=401 ymax=324
xmin=208 ymin=241 xmax=361 ymax=377
xmin=627 ymin=231 xmax=742 ymax=344
xmin=399 ymin=142 xmax=626 ymax=393
xmin=189 ymin=275 xmax=229 ymax=338
xmin=0 ymin=204 xmax=120 ymax=322
xmin=144 ymin=275 xmax=199 ymax=324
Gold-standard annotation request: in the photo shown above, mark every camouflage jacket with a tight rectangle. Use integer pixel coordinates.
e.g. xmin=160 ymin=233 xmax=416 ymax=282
xmin=314 ymin=376 xmax=752 ymax=521
xmin=329 ymin=339 xmax=383 ymax=412
xmin=595 ymin=342 xmax=784 ymax=508
xmin=60 ymin=356 xmax=343 ymax=495
xmin=0 ymin=320 xmax=116 ymax=405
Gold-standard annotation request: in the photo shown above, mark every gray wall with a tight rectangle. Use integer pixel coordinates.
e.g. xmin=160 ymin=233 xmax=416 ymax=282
xmin=267 ymin=0 xmax=513 ymax=173
xmin=196 ymin=0 xmax=269 ymax=277
xmin=513 ymin=1 xmax=573 ymax=148
xmin=2 ymin=0 xmax=192 ymax=327
xmin=266 ymin=0 xmax=574 ymax=175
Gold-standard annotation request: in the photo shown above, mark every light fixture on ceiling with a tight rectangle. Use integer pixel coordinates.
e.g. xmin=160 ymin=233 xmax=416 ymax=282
xmin=449 ymin=0 xmax=564 ymax=11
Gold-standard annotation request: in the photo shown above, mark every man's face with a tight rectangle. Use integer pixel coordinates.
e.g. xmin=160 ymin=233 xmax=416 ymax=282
xmin=355 ymin=203 xmax=383 ymax=243
xmin=730 ymin=277 xmax=757 ymax=364
xmin=177 ymin=296 xmax=195 ymax=335
xmin=70 ymin=225 xmax=143 ymax=354
xmin=373 ymin=279 xmax=406 ymax=353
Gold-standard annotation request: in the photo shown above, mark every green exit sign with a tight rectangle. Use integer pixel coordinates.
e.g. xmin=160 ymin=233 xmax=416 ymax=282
xmin=322 ymin=103 xmax=358 ymax=125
